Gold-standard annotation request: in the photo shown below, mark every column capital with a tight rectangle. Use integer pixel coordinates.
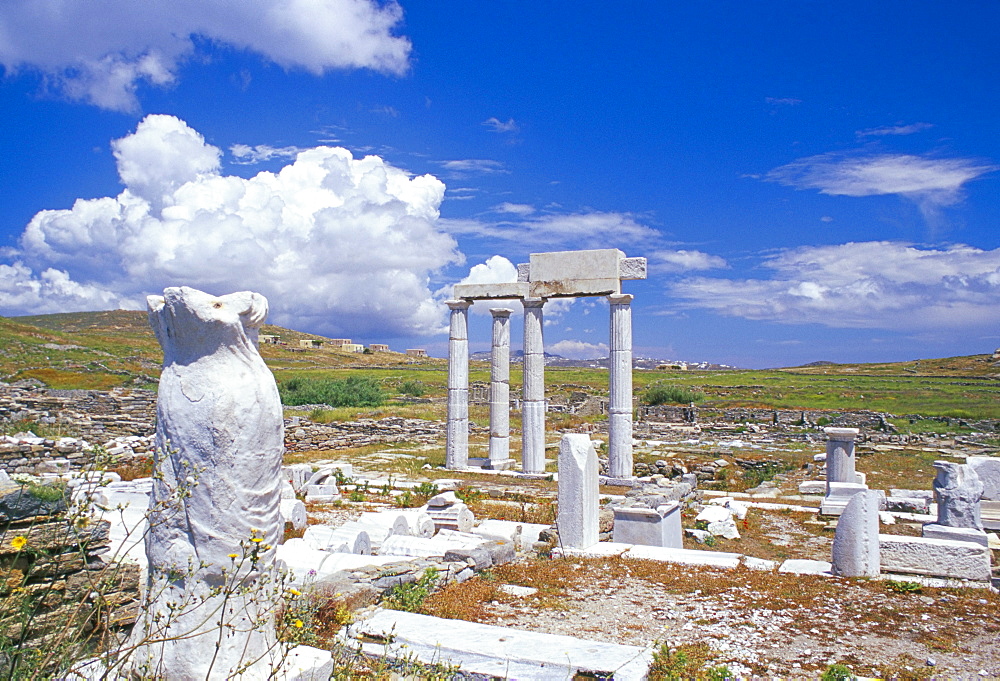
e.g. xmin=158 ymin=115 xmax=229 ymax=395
xmin=824 ymin=427 xmax=859 ymax=441
xmin=608 ymin=293 xmax=634 ymax=305
xmin=446 ymin=299 xmax=473 ymax=311
xmin=489 ymin=307 xmax=514 ymax=318
xmin=521 ymin=297 xmax=546 ymax=309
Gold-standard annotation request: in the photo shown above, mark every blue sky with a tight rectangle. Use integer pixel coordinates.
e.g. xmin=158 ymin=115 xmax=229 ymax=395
xmin=1 ymin=1 xmax=998 ymax=368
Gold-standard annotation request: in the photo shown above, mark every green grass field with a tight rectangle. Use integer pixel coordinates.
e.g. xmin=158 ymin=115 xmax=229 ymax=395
xmin=3 ymin=311 xmax=999 ymax=419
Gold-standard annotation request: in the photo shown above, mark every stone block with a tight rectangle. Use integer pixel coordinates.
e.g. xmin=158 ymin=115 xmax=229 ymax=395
xmin=921 ymin=523 xmax=989 ymax=547
xmin=879 ymin=534 xmax=991 ymax=581
xmin=453 ymin=282 xmax=530 ymax=300
xmin=530 ymin=248 xmax=624 ymax=282
xmin=557 ymin=434 xmax=599 ymax=549
xmin=619 ymin=257 xmax=647 ymax=280
xmin=967 ymin=456 xmax=1000 ymax=500
xmin=886 ymin=496 xmax=930 ymax=514
xmin=341 ymin=609 xmax=653 ymax=680
xmin=798 ymin=480 xmax=826 ymax=495
xmin=778 ymin=559 xmax=833 ymax=576
xmin=612 ymin=502 xmax=682 ymax=548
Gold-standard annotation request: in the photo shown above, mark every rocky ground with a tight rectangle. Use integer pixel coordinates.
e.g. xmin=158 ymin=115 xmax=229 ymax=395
xmin=315 ymin=430 xmax=1000 ymax=679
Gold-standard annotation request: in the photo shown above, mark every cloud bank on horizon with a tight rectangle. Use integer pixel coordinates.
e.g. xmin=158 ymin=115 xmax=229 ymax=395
xmin=0 ymin=0 xmax=410 ymax=111
xmin=671 ymin=241 xmax=1000 ymax=331
xmin=1 ymin=115 xmax=460 ymax=337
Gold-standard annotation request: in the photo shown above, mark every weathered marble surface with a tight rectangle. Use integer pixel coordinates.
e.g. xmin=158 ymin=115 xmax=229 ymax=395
xmin=831 ymin=490 xmax=880 ymax=577
xmin=933 ymin=460 xmax=984 ymax=530
xmin=131 ymin=287 xmax=284 ymax=679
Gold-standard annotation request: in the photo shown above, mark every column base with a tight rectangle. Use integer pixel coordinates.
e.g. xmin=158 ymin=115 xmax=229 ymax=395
xmin=466 ymin=457 xmax=517 ymax=471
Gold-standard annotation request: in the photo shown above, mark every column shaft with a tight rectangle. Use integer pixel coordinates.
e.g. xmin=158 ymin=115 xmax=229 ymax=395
xmin=489 ymin=308 xmax=512 ymax=465
xmin=824 ymin=427 xmax=859 ymax=494
xmin=521 ymin=298 xmax=546 ymax=473
xmin=608 ymin=294 xmax=634 ymax=478
xmin=445 ymin=300 xmax=472 ymax=469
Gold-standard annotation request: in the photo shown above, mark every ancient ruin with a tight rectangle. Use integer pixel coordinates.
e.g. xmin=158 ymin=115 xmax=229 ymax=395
xmin=446 ymin=248 xmax=646 ymax=474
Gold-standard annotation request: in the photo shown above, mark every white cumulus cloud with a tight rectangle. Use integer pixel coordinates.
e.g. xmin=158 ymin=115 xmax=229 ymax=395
xmin=669 ymin=241 xmax=1000 ymax=330
xmin=548 ymin=339 xmax=608 ymax=360
xmin=766 ymin=152 xmax=995 ymax=219
xmin=4 ymin=114 xmax=461 ymax=338
xmin=457 ymin=256 xmax=518 ymax=286
xmin=650 ymin=249 xmax=728 ymax=273
xmin=0 ymin=0 xmax=411 ymax=111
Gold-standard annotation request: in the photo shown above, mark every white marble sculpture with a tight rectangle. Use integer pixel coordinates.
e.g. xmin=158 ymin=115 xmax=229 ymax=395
xmin=131 ymin=287 xmax=284 ymax=679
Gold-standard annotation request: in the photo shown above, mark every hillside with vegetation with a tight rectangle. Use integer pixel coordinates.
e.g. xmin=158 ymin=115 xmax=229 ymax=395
xmin=3 ymin=311 xmax=999 ymax=420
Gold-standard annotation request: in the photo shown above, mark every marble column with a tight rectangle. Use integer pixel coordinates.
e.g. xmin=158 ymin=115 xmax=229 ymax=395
xmin=824 ymin=427 xmax=860 ymax=494
xmin=607 ymin=294 xmax=634 ymax=479
xmin=445 ymin=300 xmax=472 ymax=469
xmin=521 ymin=297 xmax=546 ymax=474
xmin=488 ymin=308 xmax=514 ymax=468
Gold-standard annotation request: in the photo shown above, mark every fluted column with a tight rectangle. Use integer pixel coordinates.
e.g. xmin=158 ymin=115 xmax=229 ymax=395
xmin=489 ymin=308 xmax=513 ymax=467
xmin=825 ymin=427 xmax=860 ymax=493
xmin=608 ymin=294 xmax=634 ymax=479
xmin=521 ymin=297 xmax=546 ymax=474
xmin=445 ymin=300 xmax=472 ymax=469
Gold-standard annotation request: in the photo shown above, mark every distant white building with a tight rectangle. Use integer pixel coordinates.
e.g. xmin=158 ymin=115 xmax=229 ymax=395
xmin=369 ymin=344 xmax=390 ymax=353
xmin=406 ymin=349 xmax=428 ymax=358
xmin=343 ymin=343 xmax=365 ymax=353
xmin=299 ymin=339 xmax=323 ymax=349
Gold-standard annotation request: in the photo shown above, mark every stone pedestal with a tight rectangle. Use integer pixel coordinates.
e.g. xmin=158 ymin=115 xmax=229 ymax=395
xmin=521 ymin=298 xmax=546 ymax=474
xmin=821 ymin=482 xmax=872 ymax=516
xmin=557 ymin=434 xmax=599 ymax=549
xmin=445 ymin=300 xmax=472 ymax=470
xmin=608 ymin=294 xmax=634 ymax=479
xmin=824 ymin=427 xmax=860 ymax=494
xmin=487 ymin=308 xmax=515 ymax=470
xmin=831 ymin=490 xmax=881 ymax=577
xmin=612 ymin=501 xmax=682 ymax=548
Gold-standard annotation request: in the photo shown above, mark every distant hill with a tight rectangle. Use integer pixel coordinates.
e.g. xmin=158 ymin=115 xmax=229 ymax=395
xmin=1 ymin=310 xmax=442 ymax=390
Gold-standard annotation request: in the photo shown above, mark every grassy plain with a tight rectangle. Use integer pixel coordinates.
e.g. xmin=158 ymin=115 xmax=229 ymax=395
xmin=3 ymin=311 xmax=999 ymax=419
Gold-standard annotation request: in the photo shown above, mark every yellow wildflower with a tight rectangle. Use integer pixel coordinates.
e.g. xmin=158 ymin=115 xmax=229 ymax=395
xmin=287 ymin=588 xmax=302 ymax=596
xmin=10 ymin=536 xmax=26 ymax=551
xmin=250 ymin=537 xmax=263 ymax=543
xmin=227 ymin=553 xmax=239 ymax=559
xmin=292 ymin=619 xmax=304 ymax=628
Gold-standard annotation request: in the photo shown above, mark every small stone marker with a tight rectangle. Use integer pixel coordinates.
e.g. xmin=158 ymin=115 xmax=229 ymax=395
xmin=831 ymin=490 xmax=881 ymax=578
xmin=612 ymin=502 xmax=682 ymax=548
xmin=557 ymin=433 xmax=599 ymax=549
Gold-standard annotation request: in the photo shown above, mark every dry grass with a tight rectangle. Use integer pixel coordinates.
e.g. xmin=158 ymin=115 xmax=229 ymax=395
xmin=418 ymin=555 xmax=1000 ymax=678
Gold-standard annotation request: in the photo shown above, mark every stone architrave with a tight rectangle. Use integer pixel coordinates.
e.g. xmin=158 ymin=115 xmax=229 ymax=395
xmin=932 ymin=460 xmax=984 ymax=530
xmin=557 ymin=434 xmax=599 ymax=549
xmin=831 ymin=490 xmax=881 ymax=578
xmin=608 ymin=294 xmax=634 ymax=479
xmin=521 ymin=298 xmax=546 ymax=474
xmin=132 ymin=287 xmax=284 ymax=678
xmin=445 ymin=300 xmax=473 ymax=469
xmin=824 ymin=427 xmax=860 ymax=494
xmin=488 ymin=308 xmax=514 ymax=469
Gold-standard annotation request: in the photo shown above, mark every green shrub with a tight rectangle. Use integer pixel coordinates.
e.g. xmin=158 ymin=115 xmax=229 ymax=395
xmin=885 ymin=580 xmax=922 ymax=594
xmin=398 ymin=380 xmax=427 ymax=397
xmin=383 ymin=568 xmax=439 ymax=612
xmin=278 ymin=376 xmax=384 ymax=408
xmin=644 ymin=383 xmax=705 ymax=406
xmin=821 ymin=663 xmax=855 ymax=681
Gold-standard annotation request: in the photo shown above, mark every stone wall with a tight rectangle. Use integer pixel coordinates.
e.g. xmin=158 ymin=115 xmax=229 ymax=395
xmin=0 ymin=488 xmax=140 ymax=673
xmin=0 ymin=385 xmax=156 ymax=440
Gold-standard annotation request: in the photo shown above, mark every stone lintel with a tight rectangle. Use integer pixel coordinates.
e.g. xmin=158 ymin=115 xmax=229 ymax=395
xmin=453 ymin=282 xmax=530 ymax=300
xmin=530 ymin=278 xmax=621 ymax=298
xmin=489 ymin=307 xmax=514 ymax=318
